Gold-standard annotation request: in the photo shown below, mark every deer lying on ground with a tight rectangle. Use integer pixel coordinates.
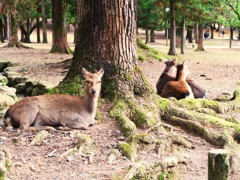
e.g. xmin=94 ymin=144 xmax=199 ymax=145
xmin=156 ymin=60 xmax=206 ymax=98
xmin=156 ymin=59 xmax=178 ymax=95
xmin=161 ymin=62 xmax=194 ymax=100
xmin=4 ymin=68 xmax=104 ymax=131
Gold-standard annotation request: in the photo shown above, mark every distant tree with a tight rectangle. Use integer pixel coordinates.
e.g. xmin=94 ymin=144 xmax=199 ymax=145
xmin=6 ymin=0 xmax=21 ymax=47
xmin=138 ymin=0 xmax=164 ymax=44
xmin=168 ymin=0 xmax=176 ymax=55
xmin=17 ymin=0 xmax=38 ymax=43
xmin=66 ymin=0 xmax=77 ymax=43
xmin=50 ymin=0 xmax=71 ymax=54
xmin=41 ymin=0 xmax=48 ymax=43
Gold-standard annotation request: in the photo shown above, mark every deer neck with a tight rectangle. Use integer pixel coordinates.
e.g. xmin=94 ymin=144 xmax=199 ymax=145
xmin=82 ymin=94 xmax=99 ymax=113
xmin=178 ymin=71 xmax=187 ymax=81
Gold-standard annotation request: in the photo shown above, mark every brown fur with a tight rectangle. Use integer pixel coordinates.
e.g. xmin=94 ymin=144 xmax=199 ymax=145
xmin=156 ymin=60 xmax=206 ymax=98
xmin=4 ymin=68 xmax=104 ymax=131
xmin=161 ymin=62 xmax=194 ymax=100
xmin=156 ymin=59 xmax=178 ymax=95
xmin=186 ymin=77 xmax=206 ymax=98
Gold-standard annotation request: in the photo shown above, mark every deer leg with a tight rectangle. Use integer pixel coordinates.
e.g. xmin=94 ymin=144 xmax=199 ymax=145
xmin=27 ymin=126 xmax=57 ymax=132
xmin=4 ymin=117 xmax=13 ymax=130
xmin=65 ymin=120 xmax=89 ymax=130
xmin=18 ymin=109 xmax=38 ymax=130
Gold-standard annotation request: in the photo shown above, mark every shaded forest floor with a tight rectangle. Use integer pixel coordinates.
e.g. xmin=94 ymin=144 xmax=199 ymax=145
xmin=0 ymin=30 xmax=240 ymax=179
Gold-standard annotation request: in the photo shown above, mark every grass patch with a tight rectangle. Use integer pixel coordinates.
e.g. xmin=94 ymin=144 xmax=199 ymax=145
xmin=137 ymin=37 xmax=170 ymax=61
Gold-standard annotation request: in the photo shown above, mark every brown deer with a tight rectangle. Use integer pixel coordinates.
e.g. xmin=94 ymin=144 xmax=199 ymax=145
xmin=161 ymin=62 xmax=194 ymax=100
xmin=156 ymin=59 xmax=178 ymax=95
xmin=4 ymin=68 xmax=104 ymax=131
xmin=156 ymin=60 xmax=206 ymax=98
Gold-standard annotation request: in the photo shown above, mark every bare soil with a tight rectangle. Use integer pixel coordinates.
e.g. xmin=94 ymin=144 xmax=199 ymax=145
xmin=1 ymin=30 xmax=240 ymax=179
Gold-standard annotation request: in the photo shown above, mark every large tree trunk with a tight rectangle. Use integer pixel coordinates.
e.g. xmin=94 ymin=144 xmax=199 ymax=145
xmin=196 ymin=24 xmax=204 ymax=51
xmin=64 ymin=0 xmax=149 ymax=100
xmin=50 ymin=0 xmax=71 ymax=54
xmin=168 ymin=0 xmax=177 ymax=55
xmin=42 ymin=0 xmax=48 ymax=43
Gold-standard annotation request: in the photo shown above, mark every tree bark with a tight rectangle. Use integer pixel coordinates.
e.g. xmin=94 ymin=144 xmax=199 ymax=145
xmin=168 ymin=0 xmax=177 ymax=55
xmin=150 ymin=29 xmax=155 ymax=42
xmin=186 ymin=27 xmax=193 ymax=43
xmin=8 ymin=5 xmax=20 ymax=47
xmin=208 ymin=149 xmax=229 ymax=180
xmin=196 ymin=24 xmax=204 ymax=51
xmin=42 ymin=0 xmax=48 ymax=43
xmin=145 ymin=29 xmax=150 ymax=44
xmin=36 ymin=17 xmax=41 ymax=43
xmin=194 ymin=23 xmax=198 ymax=43
xmin=180 ymin=17 xmax=185 ymax=54
xmin=4 ymin=16 xmax=8 ymax=40
xmin=64 ymin=0 xmax=149 ymax=100
xmin=210 ymin=25 xmax=214 ymax=39
xmin=0 ymin=18 xmax=4 ymax=43
xmin=50 ymin=0 xmax=71 ymax=54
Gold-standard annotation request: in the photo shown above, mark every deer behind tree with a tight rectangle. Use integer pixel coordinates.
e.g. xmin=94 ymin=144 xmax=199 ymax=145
xmin=161 ymin=62 xmax=194 ymax=100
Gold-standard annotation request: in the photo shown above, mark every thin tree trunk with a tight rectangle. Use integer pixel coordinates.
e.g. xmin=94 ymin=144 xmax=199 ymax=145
xmin=42 ymin=0 xmax=48 ymax=43
xmin=196 ymin=24 xmax=204 ymax=51
xmin=0 ymin=18 xmax=4 ymax=43
xmin=36 ymin=17 xmax=41 ymax=43
xmin=230 ymin=28 xmax=233 ymax=40
xmin=168 ymin=0 xmax=177 ymax=55
xmin=8 ymin=7 xmax=20 ymax=47
xmin=181 ymin=16 xmax=185 ymax=54
xmin=50 ymin=0 xmax=71 ymax=54
xmin=145 ymin=29 xmax=150 ymax=44
xmin=150 ymin=29 xmax=155 ymax=42
xmin=187 ymin=27 xmax=193 ymax=43
xmin=210 ymin=25 xmax=214 ymax=39
xmin=194 ymin=23 xmax=198 ymax=43
xmin=4 ymin=16 xmax=8 ymax=40
xmin=20 ymin=26 xmax=25 ymax=42
xmin=166 ymin=29 xmax=168 ymax=46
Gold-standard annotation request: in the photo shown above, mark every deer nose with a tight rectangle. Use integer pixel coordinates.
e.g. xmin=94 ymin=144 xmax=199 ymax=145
xmin=91 ymin=89 xmax=96 ymax=95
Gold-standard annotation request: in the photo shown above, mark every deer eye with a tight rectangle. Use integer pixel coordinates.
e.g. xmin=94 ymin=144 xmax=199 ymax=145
xmin=97 ymin=81 xmax=101 ymax=84
xmin=86 ymin=80 xmax=91 ymax=84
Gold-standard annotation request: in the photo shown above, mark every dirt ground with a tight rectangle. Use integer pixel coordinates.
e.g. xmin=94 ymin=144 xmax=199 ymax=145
xmin=0 ymin=30 xmax=240 ymax=179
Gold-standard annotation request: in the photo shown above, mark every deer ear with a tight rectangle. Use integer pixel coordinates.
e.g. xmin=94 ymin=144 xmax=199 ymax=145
xmin=97 ymin=68 xmax=104 ymax=77
xmin=82 ymin=67 xmax=89 ymax=77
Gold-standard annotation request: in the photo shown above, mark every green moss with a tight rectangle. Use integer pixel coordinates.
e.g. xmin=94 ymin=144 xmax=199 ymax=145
xmin=48 ymin=76 xmax=84 ymax=95
xmin=101 ymin=75 xmax=118 ymax=101
xmin=133 ymin=134 xmax=156 ymax=144
xmin=128 ymin=101 xmax=157 ymax=128
xmin=155 ymin=96 xmax=171 ymax=114
xmin=176 ymin=98 xmax=221 ymax=113
xmin=118 ymin=142 xmax=137 ymax=160
xmin=138 ymin=48 xmax=148 ymax=61
xmin=232 ymin=89 xmax=240 ymax=100
xmin=124 ymin=73 xmax=131 ymax=82
xmin=137 ymin=37 xmax=150 ymax=50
